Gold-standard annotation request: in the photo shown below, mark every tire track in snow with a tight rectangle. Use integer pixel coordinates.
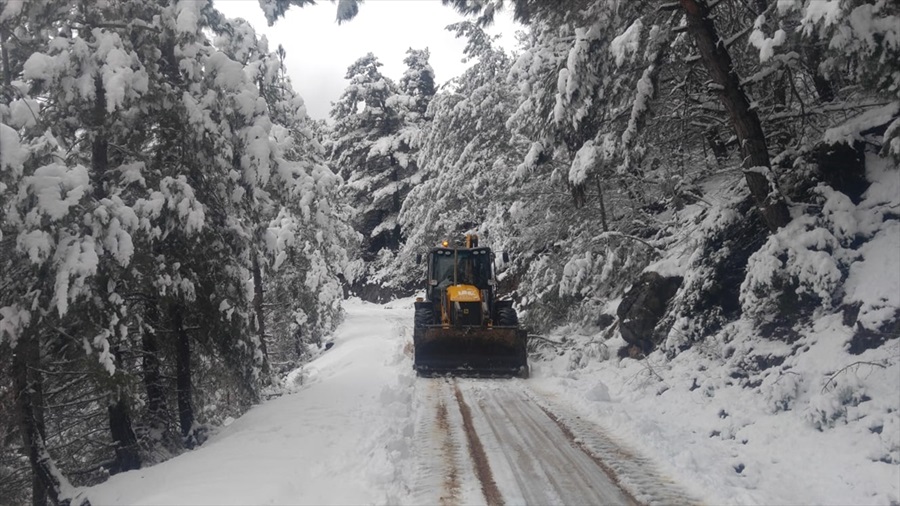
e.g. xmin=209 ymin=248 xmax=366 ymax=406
xmin=412 ymin=377 xmax=695 ymax=506
xmin=468 ymin=386 xmax=563 ymax=505
xmin=524 ymin=389 xmax=702 ymax=506
xmin=408 ymin=379 xmax=454 ymax=505
xmin=459 ymin=381 xmax=636 ymax=506
xmin=452 ymin=383 xmax=503 ymax=506
xmin=435 ymin=397 xmax=461 ymax=505
xmin=409 ymin=379 xmax=483 ymax=506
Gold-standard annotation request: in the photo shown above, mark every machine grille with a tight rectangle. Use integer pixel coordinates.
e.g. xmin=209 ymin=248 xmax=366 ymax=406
xmin=454 ymin=301 xmax=482 ymax=326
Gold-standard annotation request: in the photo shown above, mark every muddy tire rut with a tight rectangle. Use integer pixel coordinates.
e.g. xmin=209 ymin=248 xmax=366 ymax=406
xmin=453 ymin=383 xmax=504 ymax=506
xmin=435 ymin=399 xmax=460 ymax=506
xmin=409 ymin=378 xmax=696 ymax=506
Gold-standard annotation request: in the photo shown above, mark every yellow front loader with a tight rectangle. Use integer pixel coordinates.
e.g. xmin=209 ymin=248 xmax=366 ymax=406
xmin=413 ymin=235 xmax=528 ymax=377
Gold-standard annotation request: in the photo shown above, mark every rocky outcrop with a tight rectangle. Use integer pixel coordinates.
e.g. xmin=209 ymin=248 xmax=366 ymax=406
xmin=617 ymin=272 xmax=682 ymax=353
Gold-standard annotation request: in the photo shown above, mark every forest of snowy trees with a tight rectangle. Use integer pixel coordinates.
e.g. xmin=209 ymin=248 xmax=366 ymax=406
xmin=0 ymin=1 xmax=359 ymax=502
xmin=1 ymin=0 xmax=898 ymax=503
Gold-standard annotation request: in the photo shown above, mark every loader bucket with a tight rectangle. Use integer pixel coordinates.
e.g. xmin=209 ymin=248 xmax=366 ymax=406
xmin=413 ymin=326 xmax=528 ymax=377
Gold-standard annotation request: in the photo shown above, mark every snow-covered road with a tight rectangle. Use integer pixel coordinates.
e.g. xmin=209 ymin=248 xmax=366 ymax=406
xmin=409 ymin=377 xmax=636 ymax=505
xmin=86 ymin=298 xmax=690 ymax=505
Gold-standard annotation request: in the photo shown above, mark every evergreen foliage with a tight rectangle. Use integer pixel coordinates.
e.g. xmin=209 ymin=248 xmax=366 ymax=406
xmin=329 ymin=49 xmax=435 ymax=297
xmin=1 ymin=1 xmax=351 ymax=501
xmin=421 ymin=0 xmax=900 ymax=338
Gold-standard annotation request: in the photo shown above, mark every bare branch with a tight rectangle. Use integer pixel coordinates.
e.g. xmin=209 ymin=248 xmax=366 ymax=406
xmin=822 ymin=361 xmax=887 ymax=393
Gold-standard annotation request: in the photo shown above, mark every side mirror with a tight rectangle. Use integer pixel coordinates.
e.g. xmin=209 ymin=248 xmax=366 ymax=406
xmin=416 ymin=253 xmax=422 ymax=265
xmin=502 ymin=252 xmax=510 ymax=264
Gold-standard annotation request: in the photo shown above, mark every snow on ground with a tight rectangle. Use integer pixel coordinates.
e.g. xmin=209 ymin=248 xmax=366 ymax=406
xmin=530 ymin=322 xmax=900 ymax=506
xmin=529 ymin=156 xmax=900 ymax=505
xmin=86 ymin=296 xmax=899 ymax=505
xmin=86 ymin=298 xmax=417 ymax=506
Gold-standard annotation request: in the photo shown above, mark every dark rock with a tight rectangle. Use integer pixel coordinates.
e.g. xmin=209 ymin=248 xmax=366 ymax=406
xmin=596 ymin=313 xmax=615 ymax=329
xmin=617 ymin=272 xmax=683 ymax=353
xmin=814 ymin=141 xmax=869 ymax=204
xmin=746 ymin=353 xmax=786 ymax=371
xmin=658 ymin=199 xmax=767 ymax=347
xmin=848 ymin=312 xmax=900 ymax=355
xmin=617 ymin=344 xmax=644 ymax=360
xmin=841 ymin=302 xmax=862 ymax=327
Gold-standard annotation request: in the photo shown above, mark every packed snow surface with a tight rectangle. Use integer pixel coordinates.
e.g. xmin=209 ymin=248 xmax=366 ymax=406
xmin=87 ymin=299 xmax=414 ymax=505
xmin=86 ymin=298 xmax=899 ymax=505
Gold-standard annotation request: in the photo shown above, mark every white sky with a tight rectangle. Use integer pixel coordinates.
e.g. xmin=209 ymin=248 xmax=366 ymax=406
xmin=214 ymin=0 xmax=520 ymax=120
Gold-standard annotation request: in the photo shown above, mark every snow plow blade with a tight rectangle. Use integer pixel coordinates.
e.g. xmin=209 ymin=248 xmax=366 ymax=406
xmin=413 ymin=326 xmax=528 ymax=377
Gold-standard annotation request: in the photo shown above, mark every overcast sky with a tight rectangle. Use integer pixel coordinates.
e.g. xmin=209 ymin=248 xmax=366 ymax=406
xmin=214 ymin=0 xmax=519 ymax=121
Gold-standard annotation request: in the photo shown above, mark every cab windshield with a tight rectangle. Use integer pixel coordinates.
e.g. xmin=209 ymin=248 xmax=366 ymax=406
xmin=431 ymin=248 xmax=492 ymax=293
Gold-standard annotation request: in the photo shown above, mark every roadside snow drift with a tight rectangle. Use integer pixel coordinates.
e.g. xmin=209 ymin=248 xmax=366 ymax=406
xmin=86 ymin=298 xmax=416 ymax=506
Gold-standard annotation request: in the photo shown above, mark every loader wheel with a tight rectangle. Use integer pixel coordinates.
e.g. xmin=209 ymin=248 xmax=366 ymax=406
xmin=414 ymin=306 xmax=434 ymax=328
xmin=497 ymin=307 xmax=518 ymax=326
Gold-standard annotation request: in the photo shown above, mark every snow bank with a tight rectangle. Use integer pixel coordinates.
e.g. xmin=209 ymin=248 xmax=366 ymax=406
xmin=86 ymin=298 xmax=419 ymax=506
xmin=532 ymin=318 xmax=899 ymax=505
xmin=533 ymin=149 xmax=900 ymax=505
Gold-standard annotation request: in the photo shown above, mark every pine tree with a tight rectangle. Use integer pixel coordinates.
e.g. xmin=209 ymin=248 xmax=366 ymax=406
xmin=399 ymin=22 xmax=522 ymax=274
xmin=398 ymin=48 xmax=436 ymax=122
xmin=327 ymin=54 xmax=405 ymax=297
xmin=1 ymin=1 xmax=353 ymax=501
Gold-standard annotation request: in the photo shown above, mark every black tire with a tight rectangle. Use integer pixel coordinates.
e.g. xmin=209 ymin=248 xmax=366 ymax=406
xmin=496 ymin=306 xmax=518 ymax=327
xmin=414 ymin=306 xmax=435 ymax=328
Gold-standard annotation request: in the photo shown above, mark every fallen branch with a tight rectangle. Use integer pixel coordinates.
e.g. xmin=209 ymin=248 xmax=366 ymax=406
xmin=591 ymin=230 xmax=660 ymax=251
xmin=529 ymin=334 xmax=565 ymax=346
xmin=822 ymin=361 xmax=886 ymax=393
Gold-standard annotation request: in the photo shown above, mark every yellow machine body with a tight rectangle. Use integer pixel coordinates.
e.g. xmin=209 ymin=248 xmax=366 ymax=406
xmin=413 ymin=235 xmax=528 ymax=377
xmin=447 ymin=285 xmax=482 ymax=302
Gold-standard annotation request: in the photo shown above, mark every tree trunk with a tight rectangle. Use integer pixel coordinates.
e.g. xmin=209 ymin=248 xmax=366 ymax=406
xmin=251 ymin=249 xmax=271 ymax=379
xmin=107 ymin=387 xmax=140 ymax=474
xmin=31 ymin=337 xmax=47 ymax=506
xmin=29 ymin=345 xmax=48 ymax=506
xmin=13 ymin=330 xmax=87 ymax=506
xmin=92 ymin=76 xmax=109 ymax=201
xmin=142 ymin=299 xmax=166 ymax=424
xmin=804 ymin=39 xmax=836 ymax=103
xmin=293 ymin=324 xmax=304 ymax=360
xmin=92 ymin=75 xmax=141 ymax=474
xmin=107 ymin=362 xmax=141 ymax=473
xmin=170 ymin=304 xmax=195 ymax=447
xmin=390 ymin=156 xmax=401 ymax=249
xmin=1 ymin=27 xmax=11 ymax=87
xmin=705 ymin=127 xmax=729 ymax=167
xmin=680 ymin=0 xmax=791 ymax=232
xmin=594 ymin=176 xmax=609 ymax=233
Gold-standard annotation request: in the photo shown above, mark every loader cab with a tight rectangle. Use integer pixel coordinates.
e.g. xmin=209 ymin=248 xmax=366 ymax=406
xmin=426 ymin=247 xmax=494 ymax=303
xmin=413 ymin=234 xmax=528 ymax=377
